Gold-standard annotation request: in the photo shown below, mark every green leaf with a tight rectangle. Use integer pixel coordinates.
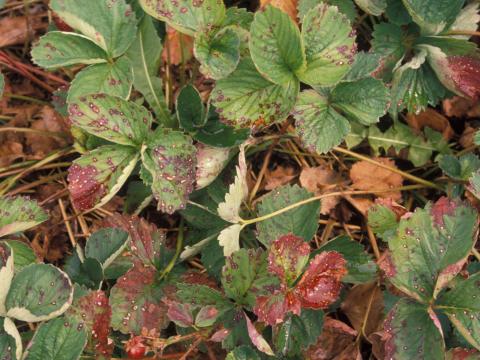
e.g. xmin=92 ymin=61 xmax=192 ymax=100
xmin=85 ymin=228 xmax=129 ymax=269
xmin=177 ymin=283 xmax=232 ymax=310
xmin=439 ymin=154 xmax=480 ymax=181
xmin=23 ymin=317 xmax=87 ymax=360
xmin=275 ymin=309 xmax=324 ymax=357
xmin=6 ymin=264 xmax=73 ymax=322
xmin=354 ymin=0 xmax=386 ymax=16
xmin=67 ymin=57 xmax=133 ymax=100
xmin=401 ymin=0 xmax=464 ymax=34
xmin=437 ymin=272 xmax=480 ymax=350
xmin=195 ymin=27 xmax=241 ymax=80
xmin=177 ymin=84 xmax=206 ymax=132
xmin=298 ymin=3 xmax=356 ymax=86
xmin=4 ymin=240 xmax=37 ymax=273
xmin=256 ymin=185 xmax=320 ymax=247
xmin=470 ymin=170 xmax=480 ymax=200
xmin=368 ymin=204 xmax=399 ymax=240
xmin=68 ymin=145 xmax=139 ymax=211
xmin=126 ymin=16 xmax=172 ymax=126
xmin=0 ymin=73 xmax=4 ymax=98
xmin=382 ymin=198 xmax=478 ymax=303
xmin=293 ymin=90 xmax=350 ymax=154
xmin=0 ymin=317 xmax=22 ymax=360
xmin=0 ymin=196 xmax=48 ymax=237
xmin=139 ymin=0 xmax=226 ymax=36
xmin=141 ymin=129 xmax=196 ymax=214
xmin=64 ymin=253 xmax=104 ymax=289
xmin=211 ymin=59 xmax=299 ymax=129
xmin=298 ymin=0 xmax=357 ymax=24
xmin=385 ymin=299 xmax=445 ymax=359
xmin=226 ymin=346 xmax=261 ymax=360
xmin=249 ymin=5 xmax=305 ymax=84
xmin=31 ymin=32 xmax=107 ymax=69
xmin=342 ymin=52 xmax=384 ymax=81
xmin=67 ymin=93 xmax=152 ymax=146
xmin=319 ymin=236 xmax=377 ymax=284
xmin=385 ymin=0 xmax=412 ymax=25
xmin=221 ymin=248 xmax=278 ymax=308
xmin=50 ymin=0 xmax=137 ymax=57
xmin=331 ymin=77 xmax=389 ymax=125
xmin=0 ymin=243 xmax=14 ymax=315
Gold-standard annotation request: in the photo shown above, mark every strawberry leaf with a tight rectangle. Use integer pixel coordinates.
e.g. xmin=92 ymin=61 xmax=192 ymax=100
xmin=354 ymin=0 xmax=386 ymax=16
xmin=0 ymin=243 xmax=14 ymax=315
xmin=84 ymin=228 xmax=129 ymax=270
xmin=298 ymin=0 xmax=357 ymax=24
xmin=141 ymin=129 xmax=196 ymax=214
xmin=0 ymin=317 xmax=22 ymax=360
xmin=245 ymin=313 xmax=274 ymax=356
xmin=3 ymin=240 xmax=36 ymax=274
xmin=249 ymin=5 xmax=305 ymax=84
xmin=0 ymin=196 xmax=48 ymax=238
xmin=226 ymin=346 xmax=261 ymax=360
xmin=31 ymin=32 xmax=108 ymax=69
xmin=254 ymin=291 xmax=297 ymax=326
xmin=67 ymin=145 xmax=139 ymax=211
xmin=50 ymin=0 xmax=137 ymax=58
xmin=211 ymin=59 xmax=299 ymax=129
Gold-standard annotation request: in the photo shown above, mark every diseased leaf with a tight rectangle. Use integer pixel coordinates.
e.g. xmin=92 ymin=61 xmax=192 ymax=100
xmin=67 ymin=57 xmax=133 ymax=100
xmin=445 ymin=3 xmax=480 ymax=40
xmin=85 ymin=228 xmax=129 ymax=269
xmin=67 ymin=145 xmax=139 ymax=211
xmin=6 ymin=264 xmax=73 ymax=322
xmin=260 ymin=0 xmax=297 ymax=21
xmin=354 ymin=0 xmax=386 ymax=16
xmin=211 ymin=59 xmax=299 ymax=129
xmin=368 ymin=201 xmax=406 ymax=240
xmin=226 ymin=345 xmax=261 ymax=360
xmin=3 ymin=240 xmax=37 ymax=273
xmin=384 ymin=299 xmax=444 ymax=359
xmin=256 ymin=185 xmax=320 ymax=247
xmin=0 ymin=317 xmax=22 ymax=360
xmin=446 ymin=348 xmax=480 ymax=360
xmin=67 ymin=93 xmax=152 ymax=146
xmin=141 ymin=128 xmax=196 ymax=214
xmin=195 ymin=144 xmax=230 ymax=190
xmin=254 ymin=291 xmax=295 ymax=326
xmin=218 ymin=224 xmax=243 ymax=257
xmin=50 ymin=0 xmax=137 ymax=57
xmin=298 ymin=0 xmax=357 ymax=24
xmin=439 ymin=154 xmax=480 ymax=181
xmin=0 ymin=196 xmax=48 ymax=238
xmin=23 ymin=317 xmax=87 ymax=360
xmin=245 ymin=314 xmax=274 ymax=356
xmin=31 ymin=32 xmax=107 ymax=69
xmin=249 ymin=5 xmax=305 ymax=84
xmin=298 ymin=3 xmax=356 ymax=86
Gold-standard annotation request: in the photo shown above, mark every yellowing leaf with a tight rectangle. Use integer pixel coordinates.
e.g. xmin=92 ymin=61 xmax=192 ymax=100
xmin=260 ymin=0 xmax=298 ymax=22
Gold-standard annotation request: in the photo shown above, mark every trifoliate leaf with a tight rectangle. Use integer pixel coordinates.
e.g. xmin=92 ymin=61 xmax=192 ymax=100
xmin=0 ymin=242 xmax=14 ymax=314
xmin=256 ymin=184 xmax=320 ymax=247
xmin=67 ymin=56 xmax=133 ymax=101
xmin=249 ymin=5 xmax=305 ymax=84
xmin=141 ymin=128 xmax=196 ymax=214
xmin=354 ymin=0 xmax=386 ymax=16
xmin=31 ymin=32 xmax=107 ymax=69
xmin=211 ymin=59 xmax=299 ymax=129
xmin=0 ymin=317 xmax=22 ymax=360
xmin=195 ymin=27 xmax=241 ymax=80
xmin=0 ymin=197 xmax=48 ymax=238
xmin=67 ymin=145 xmax=139 ymax=211
xmin=68 ymin=93 xmax=152 ymax=146
xmin=139 ymin=0 xmax=226 ymax=36
xmin=298 ymin=3 xmax=356 ymax=86
xmin=50 ymin=0 xmax=137 ymax=57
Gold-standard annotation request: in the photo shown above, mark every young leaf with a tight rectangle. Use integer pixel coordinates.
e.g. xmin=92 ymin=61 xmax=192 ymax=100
xmin=67 ymin=57 xmax=133 ymax=100
xmin=0 ymin=317 xmax=22 ymax=360
xmin=0 ymin=196 xmax=48 ymax=238
xmin=436 ymin=272 xmax=480 ymax=350
xmin=381 ymin=198 xmax=478 ymax=303
xmin=195 ymin=27 xmax=241 ymax=80
xmin=84 ymin=228 xmax=129 ymax=269
xmin=384 ymin=299 xmax=445 ymax=359
xmin=0 ymin=243 xmax=14 ymax=315
xmin=6 ymin=264 xmax=73 ymax=322
xmin=177 ymin=84 xmax=206 ymax=132
xmin=139 ymin=0 xmax=226 ymax=36
xmin=256 ymin=185 xmax=320 ymax=247
xmin=50 ymin=0 xmax=137 ymax=57
xmin=67 ymin=145 xmax=139 ymax=211
xmin=353 ymin=0 xmax=386 ymax=16
xmin=249 ymin=5 xmax=305 ymax=84
xmin=68 ymin=93 xmax=152 ymax=146
xmin=31 ymin=32 xmax=107 ymax=69
xmin=22 ymin=317 xmax=87 ymax=360
xmin=126 ymin=16 xmax=172 ymax=126
xmin=211 ymin=59 xmax=299 ymax=129
xmin=298 ymin=3 xmax=356 ymax=86
xmin=141 ymin=128 xmax=196 ymax=214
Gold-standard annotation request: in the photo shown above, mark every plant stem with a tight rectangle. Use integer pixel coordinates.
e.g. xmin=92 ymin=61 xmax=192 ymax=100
xmin=332 ymin=146 xmax=444 ymax=191
xmin=159 ymin=218 xmax=184 ymax=280
xmin=472 ymin=248 xmax=480 ymax=262
xmin=446 ymin=30 xmax=480 ymax=37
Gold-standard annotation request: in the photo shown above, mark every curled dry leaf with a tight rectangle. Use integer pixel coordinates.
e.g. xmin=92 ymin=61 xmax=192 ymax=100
xmin=264 ymin=165 xmax=297 ymax=191
xmin=162 ymin=25 xmax=194 ymax=66
xmin=443 ymin=96 xmax=480 ymax=118
xmin=406 ymin=108 xmax=453 ymax=140
xmin=0 ymin=16 xmax=43 ymax=48
xmin=300 ymin=166 xmax=342 ymax=214
xmin=349 ymin=158 xmax=404 ymax=201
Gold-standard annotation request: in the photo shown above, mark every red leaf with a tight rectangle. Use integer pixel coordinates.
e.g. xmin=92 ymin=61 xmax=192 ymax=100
xmin=269 ymin=234 xmax=310 ymax=285
xmin=431 ymin=196 xmax=457 ymax=227
xmin=68 ymin=163 xmax=106 ymax=211
xmin=165 ymin=300 xmax=194 ymax=327
xmin=294 ymin=251 xmax=347 ymax=309
xmin=447 ymin=56 xmax=480 ymax=100
xmin=254 ymin=289 xmax=301 ymax=326
xmin=245 ymin=313 xmax=274 ymax=356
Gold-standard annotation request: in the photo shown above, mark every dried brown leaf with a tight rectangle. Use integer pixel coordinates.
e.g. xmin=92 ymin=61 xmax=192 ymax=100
xmin=406 ymin=108 xmax=454 ymax=140
xmin=264 ymin=165 xmax=296 ymax=190
xmin=162 ymin=25 xmax=194 ymax=66
xmin=0 ymin=16 xmax=42 ymax=48
xmin=300 ymin=166 xmax=342 ymax=214
xmin=443 ymin=96 xmax=480 ymax=118
xmin=260 ymin=0 xmax=298 ymax=22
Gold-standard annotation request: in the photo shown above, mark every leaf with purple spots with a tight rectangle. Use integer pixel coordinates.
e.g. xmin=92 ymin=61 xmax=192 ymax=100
xmin=67 ymin=145 xmax=139 ymax=211
xmin=67 ymin=56 xmax=133 ymax=101
xmin=50 ymin=0 xmax=137 ymax=58
xmin=31 ymin=31 xmax=108 ymax=69
xmin=297 ymin=4 xmax=357 ymax=86
xmin=211 ymin=58 xmax=299 ymax=129
xmin=0 ymin=196 xmax=48 ymax=238
xmin=141 ymin=128 xmax=196 ymax=214
xmin=68 ymin=93 xmax=152 ymax=146
xmin=139 ymin=0 xmax=226 ymax=36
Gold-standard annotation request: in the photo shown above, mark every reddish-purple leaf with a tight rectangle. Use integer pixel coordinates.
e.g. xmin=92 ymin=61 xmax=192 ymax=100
xmin=210 ymin=328 xmax=230 ymax=342
xmin=430 ymin=196 xmax=457 ymax=227
xmin=446 ymin=56 xmax=480 ymax=100
xmin=254 ymin=290 xmax=301 ymax=326
xmin=269 ymin=234 xmax=311 ymax=286
xmin=164 ymin=300 xmax=194 ymax=328
xmin=245 ymin=313 xmax=274 ymax=356
xmin=294 ymin=251 xmax=347 ymax=309
xmin=195 ymin=305 xmax=220 ymax=328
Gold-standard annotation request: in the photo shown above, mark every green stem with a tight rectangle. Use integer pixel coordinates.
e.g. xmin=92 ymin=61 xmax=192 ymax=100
xmin=159 ymin=218 xmax=184 ymax=280
xmin=445 ymin=30 xmax=480 ymax=37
